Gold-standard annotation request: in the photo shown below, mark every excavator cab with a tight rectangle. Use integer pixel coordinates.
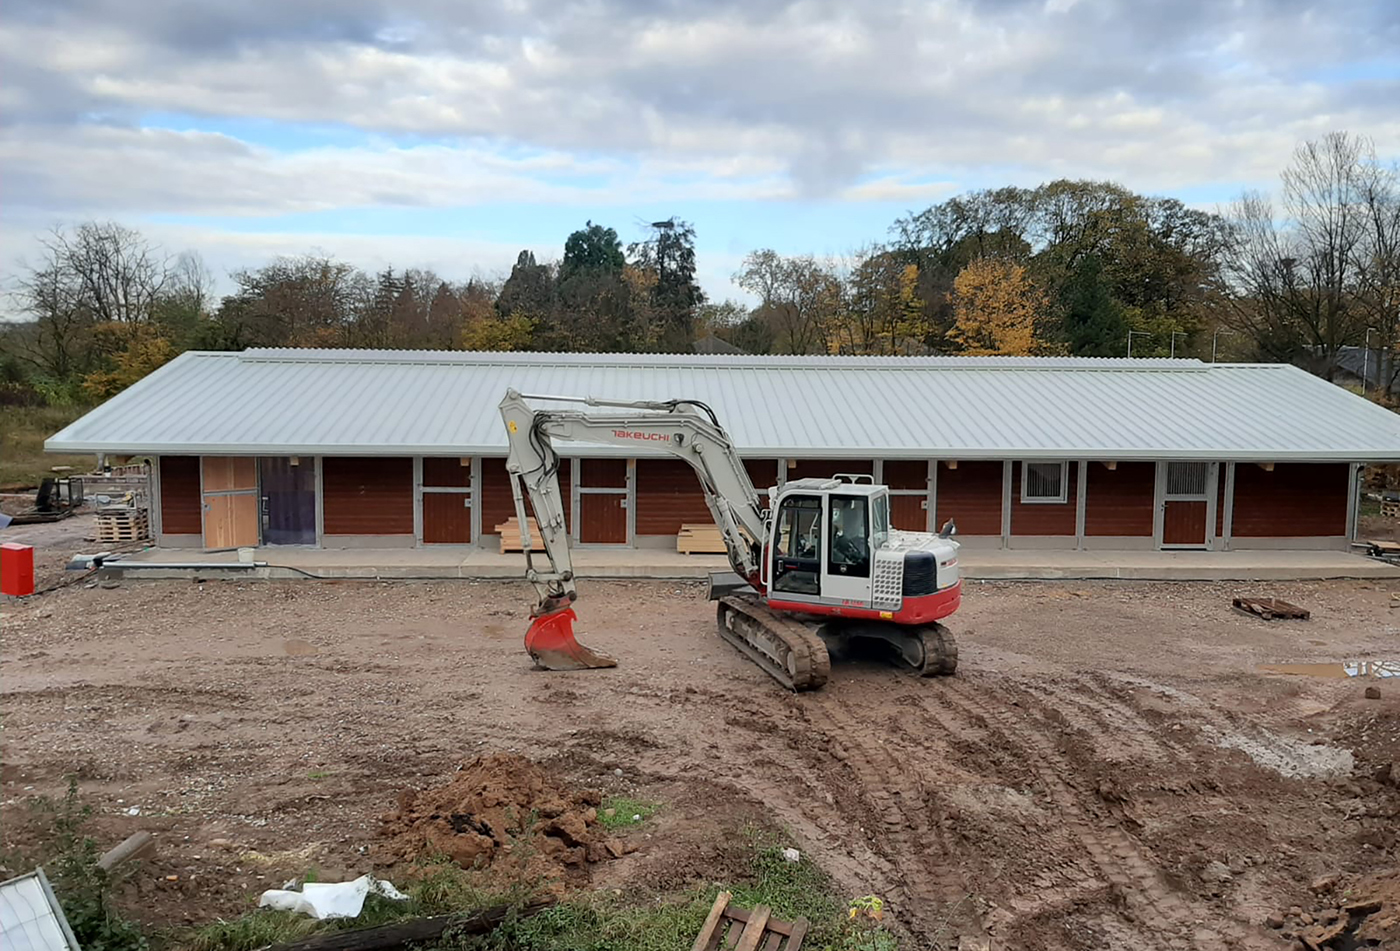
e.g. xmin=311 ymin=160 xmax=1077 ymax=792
xmin=767 ymin=476 xmax=895 ymax=606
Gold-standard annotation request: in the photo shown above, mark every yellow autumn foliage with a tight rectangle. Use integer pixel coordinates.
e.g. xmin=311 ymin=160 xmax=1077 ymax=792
xmin=949 ymin=258 xmax=1050 ymax=356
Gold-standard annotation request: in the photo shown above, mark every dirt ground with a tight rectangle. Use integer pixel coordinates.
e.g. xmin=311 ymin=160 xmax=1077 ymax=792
xmin=3 ymin=572 xmax=1399 ymax=950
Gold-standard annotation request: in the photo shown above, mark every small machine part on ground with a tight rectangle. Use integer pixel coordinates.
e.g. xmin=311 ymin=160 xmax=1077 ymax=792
xmin=499 ymin=389 xmax=963 ymax=690
xmin=6 ymin=475 xmax=85 ymax=525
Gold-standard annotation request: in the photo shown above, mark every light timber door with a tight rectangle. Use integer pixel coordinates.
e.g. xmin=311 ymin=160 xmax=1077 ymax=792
xmin=202 ymin=457 xmax=260 ymax=549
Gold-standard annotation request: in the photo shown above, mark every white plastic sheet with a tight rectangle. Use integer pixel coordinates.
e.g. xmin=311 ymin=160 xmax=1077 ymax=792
xmin=258 ymin=874 xmax=408 ymax=920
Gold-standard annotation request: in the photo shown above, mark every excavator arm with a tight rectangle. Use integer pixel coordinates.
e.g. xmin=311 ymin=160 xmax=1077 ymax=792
xmin=498 ymin=388 xmax=770 ymax=669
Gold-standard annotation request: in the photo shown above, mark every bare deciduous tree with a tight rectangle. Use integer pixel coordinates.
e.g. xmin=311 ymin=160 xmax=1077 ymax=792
xmin=1221 ymin=132 xmax=1399 ymax=379
xmin=734 ymin=250 xmax=841 ymax=354
xmin=44 ymin=222 xmax=171 ymax=325
xmin=9 ymin=222 xmax=179 ymax=381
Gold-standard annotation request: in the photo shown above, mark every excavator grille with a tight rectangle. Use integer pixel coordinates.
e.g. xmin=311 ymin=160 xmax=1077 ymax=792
xmin=871 ymin=552 xmax=904 ymax=609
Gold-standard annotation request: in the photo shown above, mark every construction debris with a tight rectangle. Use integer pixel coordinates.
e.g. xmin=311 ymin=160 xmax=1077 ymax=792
xmin=1356 ymin=539 xmax=1400 ymax=564
xmin=262 ymin=897 xmax=554 ymax=951
xmin=1232 ymin=597 xmax=1310 ymax=621
xmin=97 ymin=831 xmax=155 ymax=871
xmin=259 ymin=875 xmax=408 ymax=920
xmin=691 ymin=892 xmax=808 ymax=951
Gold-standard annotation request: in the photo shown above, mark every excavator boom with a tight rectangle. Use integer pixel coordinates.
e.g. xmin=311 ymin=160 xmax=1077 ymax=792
xmin=499 ymin=389 xmax=769 ymax=671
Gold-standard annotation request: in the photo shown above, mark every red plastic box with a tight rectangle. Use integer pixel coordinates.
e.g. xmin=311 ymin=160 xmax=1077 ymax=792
xmin=1 ymin=542 xmax=35 ymax=597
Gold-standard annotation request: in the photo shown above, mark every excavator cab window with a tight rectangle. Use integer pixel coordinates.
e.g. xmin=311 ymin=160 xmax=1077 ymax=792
xmin=772 ymin=495 xmax=822 ymax=595
xmin=871 ymin=492 xmax=890 ymax=548
xmin=828 ymin=495 xmax=871 ymax=578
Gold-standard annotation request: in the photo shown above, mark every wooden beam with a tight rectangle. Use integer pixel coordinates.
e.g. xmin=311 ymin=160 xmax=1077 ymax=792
xmin=263 ymin=899 xmax=554 ymax=951
xmin=942 ymin=460 xmax=958 ymax=470
xmin=97 ymin=832 xmax=154 ymax=871
xmin=733 ymin=906 xmax=772 ymax=951
xmin=1256 ymin=462 xmax=1275 ymax=472
xmin=691 ymin=892 xmax=732 ymax=951
xmin=1100 ymin=461 xmax=1117 ymax=470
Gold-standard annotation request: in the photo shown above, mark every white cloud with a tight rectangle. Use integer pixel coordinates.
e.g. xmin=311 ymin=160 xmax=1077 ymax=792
xmin=1 ymin=0 xmax=1398 ymax=307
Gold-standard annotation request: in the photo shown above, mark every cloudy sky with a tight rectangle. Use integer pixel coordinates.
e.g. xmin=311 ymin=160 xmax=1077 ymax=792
xmin=2 ymin=0 xmax=1398 ymax=301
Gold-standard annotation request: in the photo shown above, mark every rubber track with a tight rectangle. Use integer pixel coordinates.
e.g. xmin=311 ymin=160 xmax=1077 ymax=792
xmin=717 ymin=596 xmax=831 ymax=691
xmin=804 ymin=697 xmax=985 ymax=946
xmin=930 ymin=678 xmax=1232 ymax=951
xmin=914 ymin=623 xmax=959 ymax=677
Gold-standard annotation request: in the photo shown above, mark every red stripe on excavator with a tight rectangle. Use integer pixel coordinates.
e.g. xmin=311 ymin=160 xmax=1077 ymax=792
xmin=767 ymin=580 xmax=962 ymax=625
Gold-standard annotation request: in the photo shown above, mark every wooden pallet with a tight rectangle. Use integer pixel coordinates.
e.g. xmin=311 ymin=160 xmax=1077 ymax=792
xmin=677 ymin=522 xmax=726 ymax=554
xmin=691 ymin=892 xmax=807 ymax=951
xmin=1232 ymin=597 xmax=1310 ymax=621
xmin=95 ymin=507 xmax=151 ymax=542
xmin=495 ymin=517 xmax=544 ymax=553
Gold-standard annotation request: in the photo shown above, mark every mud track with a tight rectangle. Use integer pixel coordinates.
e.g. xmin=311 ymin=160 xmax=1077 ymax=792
xmin=3 ymin=578 xmax=1398 ymax=948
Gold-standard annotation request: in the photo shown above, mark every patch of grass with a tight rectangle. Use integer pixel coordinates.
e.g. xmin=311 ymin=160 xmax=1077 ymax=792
xmin=461 ymin=833 xmax=900 ymax=951
xmin=0 ymin=404 xmax=95 ymax=490
xmin=307 ymin=770 xmax=331 ymax=780
xmin=597 ymin=796 xmax=660 ymax=830
xmin=183 ymin=832 xmax=901 ymax=951
xmin=183 ymin=860 xmax=506 ymax=951
xmin=184 ymin=911 xmax=323 ymax=951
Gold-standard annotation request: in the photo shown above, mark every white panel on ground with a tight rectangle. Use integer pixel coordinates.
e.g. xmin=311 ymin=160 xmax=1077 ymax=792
xmin=0 ymin=869 xmax=82 ymax=951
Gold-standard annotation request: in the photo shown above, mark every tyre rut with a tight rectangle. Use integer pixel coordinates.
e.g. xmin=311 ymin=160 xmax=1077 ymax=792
xmin=802 ymin=690 xmax=986 ymax=947
xmin=931 ymin=676 xmax=1223 ymax=951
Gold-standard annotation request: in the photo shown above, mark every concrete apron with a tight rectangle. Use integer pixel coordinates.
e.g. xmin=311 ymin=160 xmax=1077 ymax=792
xmin=96 ymin=547 xmax=1400 ymax=583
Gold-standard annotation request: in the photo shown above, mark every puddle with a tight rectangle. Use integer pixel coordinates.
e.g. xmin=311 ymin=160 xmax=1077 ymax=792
xmin=1257 ymin=661 xmax=1398 ymax=679
xmin=283 ymin=639 xmax=318 ymax=656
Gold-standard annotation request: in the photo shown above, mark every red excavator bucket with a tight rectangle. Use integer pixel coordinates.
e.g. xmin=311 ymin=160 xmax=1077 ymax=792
xmin=524 ymin=605 xmax=618 ymax=671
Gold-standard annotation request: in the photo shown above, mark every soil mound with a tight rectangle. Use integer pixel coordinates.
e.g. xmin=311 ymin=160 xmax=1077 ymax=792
xmin=377 ymin=753 xmax=628 ymax=877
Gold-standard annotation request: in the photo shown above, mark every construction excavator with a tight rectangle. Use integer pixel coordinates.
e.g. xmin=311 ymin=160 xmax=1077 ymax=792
xmin=499 ymin=389 xmax=963 ymax=691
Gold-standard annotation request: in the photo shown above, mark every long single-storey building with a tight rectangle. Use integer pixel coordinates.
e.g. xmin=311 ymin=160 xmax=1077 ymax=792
xmin=46 ymin=349 xmax=1400 ymax=553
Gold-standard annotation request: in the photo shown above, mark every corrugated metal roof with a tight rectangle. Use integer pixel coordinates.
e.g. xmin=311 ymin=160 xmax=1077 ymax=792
xmin=45 ymin=349 xmax=1400 ymax=461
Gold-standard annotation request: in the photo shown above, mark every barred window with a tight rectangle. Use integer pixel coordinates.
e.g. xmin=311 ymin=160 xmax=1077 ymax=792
xmin=1022 ymin=461 xmax=1068 ymax=503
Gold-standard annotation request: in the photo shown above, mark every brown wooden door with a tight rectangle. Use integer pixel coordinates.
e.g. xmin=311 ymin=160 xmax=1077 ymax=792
xmin=580 ymin=494 xmax=627 ymax=543
xmin=423 ymin=494 xmax=472 ymax=543
xmin=1162 ymin=501 xmax=1208 ymax=546
xmin=578 ymin=458 xmax=629 ymax=545
xmin=422 ymin=458 xmax=473 ymax=544
xmin=202 ymin=457 xmax=260 ymax=549
xmin=890 ymin=495 xmax=926 ymax=531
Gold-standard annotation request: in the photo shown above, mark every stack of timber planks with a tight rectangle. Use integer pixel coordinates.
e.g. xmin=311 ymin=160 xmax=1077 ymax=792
xmin=495 ymin=517 xmax=544 ymax=553
xmin=677 ymin=522 xmax=726 ymax=554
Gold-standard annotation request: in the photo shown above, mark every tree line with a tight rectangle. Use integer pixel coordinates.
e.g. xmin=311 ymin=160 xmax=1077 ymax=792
xmin=2 ymin=131 xmax=1397 ymax=408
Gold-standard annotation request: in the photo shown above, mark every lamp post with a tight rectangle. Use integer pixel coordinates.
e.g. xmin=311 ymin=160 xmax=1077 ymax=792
xmin=1212 ymin=329 xmax=1236 ymax=363
xmin=1127 ymin=331 xmax=1151 ymax=357
xmin=1363 ymin=327 xmax=1378 ymax=396
xmin=1170 ymin=331 xmax=1187 ymax=358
